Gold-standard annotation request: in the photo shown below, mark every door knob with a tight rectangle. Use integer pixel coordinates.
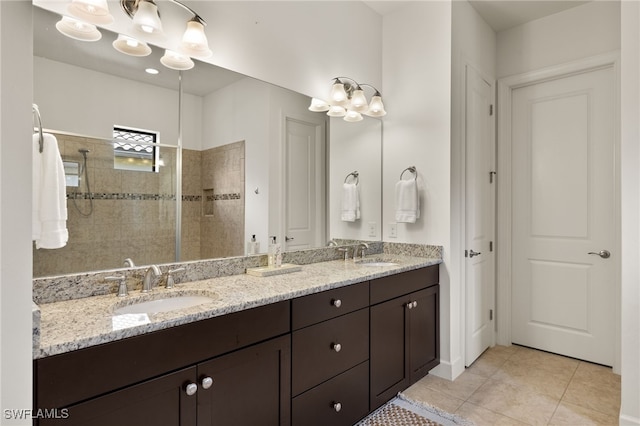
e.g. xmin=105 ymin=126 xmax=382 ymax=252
xmin=588 ymin=250 xmax=611 ymax=259
xmin=285 ymin=236 xmax=294 ymax=242
xmin=468 ymin=250 xmax=481 ymax=258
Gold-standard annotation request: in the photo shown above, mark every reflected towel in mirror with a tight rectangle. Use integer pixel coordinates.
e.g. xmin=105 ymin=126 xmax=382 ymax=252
xmin=341 ymin=183 xmax=360 ymax=222
xmin=32 ymin=133 xmax=68 ymax=249
xmin=395 ymin=179 xmax=420 ymax=223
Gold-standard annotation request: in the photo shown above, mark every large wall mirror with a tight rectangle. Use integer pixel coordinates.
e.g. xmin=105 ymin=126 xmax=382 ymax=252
xmin=32 ymin=4 xmax=382 ymax=278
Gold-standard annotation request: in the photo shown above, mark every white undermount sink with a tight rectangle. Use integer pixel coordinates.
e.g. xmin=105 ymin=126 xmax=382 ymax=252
xmin=114 ymin=295 xmax=215 ymax=315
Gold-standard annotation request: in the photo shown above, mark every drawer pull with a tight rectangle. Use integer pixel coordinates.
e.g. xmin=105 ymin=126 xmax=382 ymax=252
xmin=201 ymin=376 xmax=214 ymax=389
xmin=333 ymin=402 xmax=342 ymax=412
xmin=184 ymin=383 xmax=198 ymax=396
xmin=331 ymin=298 xmax=342 ymax=308
xmin=331 ymin=342 xmax=342 ymax=352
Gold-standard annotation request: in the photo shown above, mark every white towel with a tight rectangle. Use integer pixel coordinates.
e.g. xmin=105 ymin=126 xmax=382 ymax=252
xmin=341 ymin=183 xmax=360 ymax=222
xmin=395 ymin=179 xmax=420 ymax=223
xmin=32 ymin=133 xmax=68 ymax=249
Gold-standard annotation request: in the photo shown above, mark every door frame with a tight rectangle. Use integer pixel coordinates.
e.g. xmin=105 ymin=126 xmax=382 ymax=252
xmin=496 ymin=51 xmax=621 ymax=373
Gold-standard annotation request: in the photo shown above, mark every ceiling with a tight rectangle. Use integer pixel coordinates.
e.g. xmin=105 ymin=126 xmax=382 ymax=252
xmin=364 ymin=0 xmax=591 ymax=32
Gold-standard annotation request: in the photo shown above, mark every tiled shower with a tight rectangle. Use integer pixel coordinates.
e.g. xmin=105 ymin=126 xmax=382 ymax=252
xmin=33 ymin=133 xmax=245 ymax=277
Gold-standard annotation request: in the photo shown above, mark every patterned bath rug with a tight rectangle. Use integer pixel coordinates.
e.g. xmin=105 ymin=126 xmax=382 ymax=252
xmin=356 ymin=393 xmax=475 ymax=426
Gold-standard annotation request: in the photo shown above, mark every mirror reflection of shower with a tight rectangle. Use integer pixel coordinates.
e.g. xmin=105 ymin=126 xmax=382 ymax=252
xmin=72 ymin=148 xmax=93 ymax=216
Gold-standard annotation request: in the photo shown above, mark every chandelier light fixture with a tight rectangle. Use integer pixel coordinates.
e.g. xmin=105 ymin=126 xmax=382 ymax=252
xmin=309 ymin=77 xmax=386 ymax=122
xmin=55 ymin=0 xmax=212 ymax=71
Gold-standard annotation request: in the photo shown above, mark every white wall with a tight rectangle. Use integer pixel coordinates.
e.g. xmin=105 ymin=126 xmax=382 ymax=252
xmin=0 ymin=2 xmax=33 ymax=424
xmin=451 ymin=0 xmax=497 ymax=370
xmin=329 ymin=118 xmax=382 ymax=241
xmin=620 ymin=2 xmax=640 ymax=423
xmin=382 ymin=1 xmax=456 ymax=378
xmin=34 ymin=57 xmax=185 ymax=146
xmin=497 ymin=1 xmax=621 ymax=78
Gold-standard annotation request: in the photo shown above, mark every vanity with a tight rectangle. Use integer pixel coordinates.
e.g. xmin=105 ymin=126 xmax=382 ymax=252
xmin=33 ymin=254 xmax=441 ymax=426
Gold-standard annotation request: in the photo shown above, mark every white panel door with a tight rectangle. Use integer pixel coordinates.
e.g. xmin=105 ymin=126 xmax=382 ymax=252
xmin=511 ymin=66 xmax=616 ymax=366
xmin=284 ymin=117 xmax=325 ymax=250
xmin=465 ymin=66 xmax=495 ymax=366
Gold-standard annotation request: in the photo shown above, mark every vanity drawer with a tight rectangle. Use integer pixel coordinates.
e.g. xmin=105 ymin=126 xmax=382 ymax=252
xmin=292 ymin=281 xmax=369 ymax=330
xmin=292 ymin=308 xmax=369 ymax=396
xmin=370 ymin=265 xmax=439 ymax=305
xmin=292 ymin=361 xmax=369 ymax=426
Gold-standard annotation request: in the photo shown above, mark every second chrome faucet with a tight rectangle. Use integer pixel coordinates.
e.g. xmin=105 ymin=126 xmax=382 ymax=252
xmin=141 ymin=265 xmax=161 ymax=292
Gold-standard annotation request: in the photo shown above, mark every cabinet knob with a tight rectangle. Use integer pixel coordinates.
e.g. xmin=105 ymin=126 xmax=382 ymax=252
xmin=332 ymin=298 xmax=342 ymax=308
xmin=412 ymin=301 xmax=418 ymax=308
xmin=333 ymin=402 xmax=342 ymax=412
xmin=331 ymin=342 xmax=342 ymax=352
xmin=406 ymin=302 xmax=413 ymax=310
xmin=184 ymin=383 xmax=198 ymax=396
xmin=201 ymin=376 xmax=214 ymax=389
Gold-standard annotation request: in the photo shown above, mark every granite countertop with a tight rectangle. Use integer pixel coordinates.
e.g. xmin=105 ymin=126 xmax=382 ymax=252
xmin=34 ymin=255 xmax=442 ymax=359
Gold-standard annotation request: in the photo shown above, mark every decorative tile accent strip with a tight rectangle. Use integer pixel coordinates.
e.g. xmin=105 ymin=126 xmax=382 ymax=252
xmin=66 ymin=192 xmax=202 ymax=202
xmin=213 ymin=193 xmax=241 ymax=201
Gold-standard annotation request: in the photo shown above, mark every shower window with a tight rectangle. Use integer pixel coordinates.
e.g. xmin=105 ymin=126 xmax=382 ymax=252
xmin=113 ymin=126 xmax=160 ymax=172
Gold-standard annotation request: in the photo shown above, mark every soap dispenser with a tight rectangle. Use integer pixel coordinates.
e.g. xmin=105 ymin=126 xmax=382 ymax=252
xmin=247 ymin=234 xmax=259 ymax=255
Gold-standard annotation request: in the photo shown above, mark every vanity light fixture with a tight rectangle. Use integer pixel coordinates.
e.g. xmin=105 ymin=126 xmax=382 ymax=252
xmin=112 ymin=34 xmax=152 ymax=56
xmin=67 ymin=0 xmax=114 ymax=25
xmin=120 ymin=0 xmax=213 ymax=59
xmin=309 ymin=77 xmax=386 ymax=122
xmin=55 ymin=0 xmax=211 ymax=71
xmin=160 ymin=49 xmax=194 ymax=71
xmin=55 ymin=16 xmax=102 ymax=41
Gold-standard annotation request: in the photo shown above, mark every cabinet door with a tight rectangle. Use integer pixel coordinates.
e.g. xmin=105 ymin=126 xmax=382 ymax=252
xmin=39 ymin=366 xmax=198 ymax=426
xmin=196 ymin=335 xmax=291 ymax=426
xmin=408 ymin=285 xmax=440 ymax=383
xmin=369 ymin=296 xmax=410 ymax=410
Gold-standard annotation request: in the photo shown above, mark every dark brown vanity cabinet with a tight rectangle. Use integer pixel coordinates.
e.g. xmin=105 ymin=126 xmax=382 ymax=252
xmin=291 ymin=281 xmax=370 ymax=426
xmin=34 ymin=302 xmax=291 ymax=426
xmin=369 ymin=266 xmax=440 ymax=410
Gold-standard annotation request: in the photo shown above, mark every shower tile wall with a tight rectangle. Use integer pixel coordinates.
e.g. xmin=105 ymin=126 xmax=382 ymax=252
xmin=181 ymin=148 xmax=203 ymax=261
xmin=199 ymin=141 xmax=245 ymax=259
xmin=33 ymin=133 xmax=178 ymax=277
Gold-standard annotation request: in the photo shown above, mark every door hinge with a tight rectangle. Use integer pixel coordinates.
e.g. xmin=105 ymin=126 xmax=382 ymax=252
xmin=489 ymin=241 xmax=493 ymax=252
xmin=489 ymin=104 xmax=494 ymax=116
xmin=489 ymin=171 xmax=496 ymax=184
xmin=490 ymin=309 xmax=493 ymax=321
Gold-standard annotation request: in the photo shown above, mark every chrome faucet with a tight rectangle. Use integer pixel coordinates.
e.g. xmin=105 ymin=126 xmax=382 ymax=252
xmin=354 ymin=243 xmax=369 ymax=261
xmin=141 ymin=265 xmax=161 ymax=293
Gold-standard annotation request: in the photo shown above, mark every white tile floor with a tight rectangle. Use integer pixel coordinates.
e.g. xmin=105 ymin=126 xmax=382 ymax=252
xmin=404 ymin=345 xmax=621 ymax=425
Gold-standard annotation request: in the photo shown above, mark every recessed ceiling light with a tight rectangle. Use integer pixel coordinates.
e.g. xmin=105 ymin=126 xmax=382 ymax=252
xmin=145 ymin=68 xmax=160 ymax=75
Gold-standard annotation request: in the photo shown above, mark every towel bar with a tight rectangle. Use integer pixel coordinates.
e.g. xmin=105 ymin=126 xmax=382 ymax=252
xmin=400 ymin=166 xmax=417 ymax=181
xmin=33 ymin=104 xmax=44 ymax=153
xmin=344 ymin=170 xmax=359 ymax=185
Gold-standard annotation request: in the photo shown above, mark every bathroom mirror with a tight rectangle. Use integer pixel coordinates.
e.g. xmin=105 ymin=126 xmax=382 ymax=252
xmin=32 ymin=4 xmax=382 ymax=277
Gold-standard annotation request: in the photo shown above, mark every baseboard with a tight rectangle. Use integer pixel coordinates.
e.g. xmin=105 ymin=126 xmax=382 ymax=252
xmin=428 ymin=356 xmax=465 ymax=381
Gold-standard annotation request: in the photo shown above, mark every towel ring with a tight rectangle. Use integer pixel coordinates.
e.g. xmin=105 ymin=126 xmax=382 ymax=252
xmin=344 ymin=171 xmax=359 ymax=185
xmin=33 ymin=104 xmax=44 ymax=153
xmin=400 ymin=166 xmax=417 ymax=181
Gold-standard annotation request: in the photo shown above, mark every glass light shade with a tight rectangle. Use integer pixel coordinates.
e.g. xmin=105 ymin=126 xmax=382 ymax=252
xmin=55 ymin=16 xmax=101 ymax=42
xmin=330 ymin=82 xmax=349 ymax=106
xmin=364 ymin=95 xmax=386 ymax=117
xmin=308 ymin=98 xmax=330 ymax=112
xmin=113 ymin=34 xmax=152 ymax=56
xmin=350 ymin=88 xmax=369 ymax=112
xmin=67 ymin=0 xmax=114 ymax=25
xmin=326 ymin=105 xmax=346 ymax=117
xmin=160 ymin=50 xmax=194 ymax=70
xmin=180 ymin=20 xmax=212 ymax=58
xmin=133 ymin=0 xmax=163 ymax=34
xmin=344 ymin=110 xmax=363 ymax=122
